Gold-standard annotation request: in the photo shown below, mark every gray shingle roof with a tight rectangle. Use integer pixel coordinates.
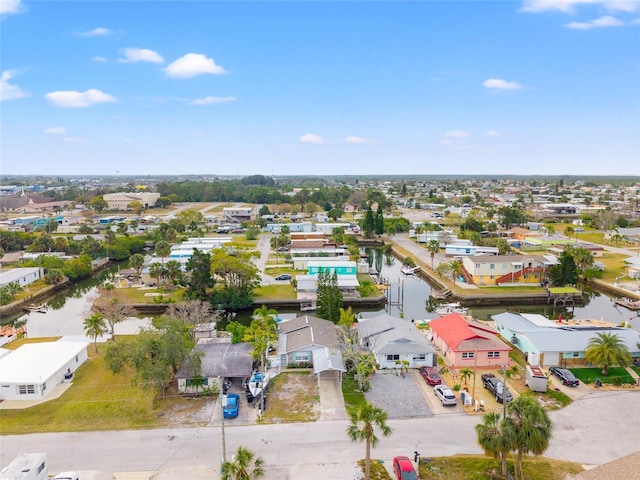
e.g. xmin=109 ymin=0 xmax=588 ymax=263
xmin=176 ymin=339 xmax=253 ymax=379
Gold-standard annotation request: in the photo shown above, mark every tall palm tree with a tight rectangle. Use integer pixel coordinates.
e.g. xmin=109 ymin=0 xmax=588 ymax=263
xmin=252 ymin=304 xmax=278 ymax=324
xmin=585 ymin=332 xmax=631 ymax=375
xmin=83 ymin=313 xmax=107 ymax=353
xmin=155 ymin=240 xmax=171 ymax=264
xmin=475 ymin=411 xmax=511 ymax=477
xmin=564 ymin=225 xmax=575 ymax=243
xmin=221 ymin=446 xmax=265 ymax=480
xmin=449 ymin=260 xmax=462 ymax=285
xmin=506 ymin=395 xmax=553 ymax=480
xmin=426 ymin=240 xmax=440 ymax=269
xmin=149 ymin=262 xmax=165 ymax=288
xmin=346 ymin=402 xmax=393 ymax=480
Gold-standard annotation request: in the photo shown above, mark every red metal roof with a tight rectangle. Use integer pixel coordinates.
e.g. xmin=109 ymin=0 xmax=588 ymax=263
xmin=429 ymin=313 xmax=506 ymax=351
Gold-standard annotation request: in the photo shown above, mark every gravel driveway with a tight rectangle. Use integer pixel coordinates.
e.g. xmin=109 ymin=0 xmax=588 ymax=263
xmin=365 ymin=370 xmax=433 ymax=419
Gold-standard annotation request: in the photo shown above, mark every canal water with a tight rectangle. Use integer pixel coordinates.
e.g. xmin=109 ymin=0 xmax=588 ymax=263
xmin=5 ymin=248 xmax=639 ymax=339
xmin=3 ymin=261 xmax=152 ymax=341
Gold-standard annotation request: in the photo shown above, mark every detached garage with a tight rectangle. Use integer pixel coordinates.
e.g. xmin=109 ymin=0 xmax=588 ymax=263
xmin=0 ymin=339 xmax=89 ymax=401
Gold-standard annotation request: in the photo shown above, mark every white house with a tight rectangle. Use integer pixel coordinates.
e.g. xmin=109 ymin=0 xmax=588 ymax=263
xmin=356 ymin=313 xmax=436 ymax=369
xmin=0 ymin=267 xmax=44 ymax=288
xmin=0 ymin=339 xmax=89 ymax=401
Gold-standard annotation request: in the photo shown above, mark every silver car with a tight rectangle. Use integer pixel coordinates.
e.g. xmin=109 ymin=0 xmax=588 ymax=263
xmin=434 ymin=384 xmax=457 ymax=406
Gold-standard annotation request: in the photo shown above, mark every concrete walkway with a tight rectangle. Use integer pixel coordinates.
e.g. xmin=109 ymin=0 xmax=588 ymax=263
xmin=318 ymin=370 xmax=348 ymax=421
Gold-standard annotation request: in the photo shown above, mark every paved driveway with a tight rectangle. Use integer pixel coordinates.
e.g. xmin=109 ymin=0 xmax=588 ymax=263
xmin=318 ymin=370 xmax=348 ymax=420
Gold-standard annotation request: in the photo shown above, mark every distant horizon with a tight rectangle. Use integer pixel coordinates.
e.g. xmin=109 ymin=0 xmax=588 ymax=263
xmin=2 ymin=1 xmax=639 ymax=176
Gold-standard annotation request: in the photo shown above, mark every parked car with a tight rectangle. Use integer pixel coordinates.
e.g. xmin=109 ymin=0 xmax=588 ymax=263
xmin=434 ymin=384 xmax=457 ymax=406
xmin=223 ymin=393 xmax=240 ymax=418
xmin=275 ymin=274 xmax=292 ymax=281
xmin=52 ymin=473 xmax=79 ymax=480
xmin=393 ymin=455 xmax=419 ymax=480
xmin=481 ymin=373 xmax=513 ymax=403
xmin=549 ymin=367 xmax=580 ymax=387
xmin=419 ymin=366 xmax=442 ymax=386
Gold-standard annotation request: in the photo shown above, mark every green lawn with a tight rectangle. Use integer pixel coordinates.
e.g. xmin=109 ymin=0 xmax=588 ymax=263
xmin=113 ymin=287 xmax=184 ymax=304
xmin=253 ymin=284 xmax=297 ymax=300
xmin=0 ymin=342 xmax=208 ymax=434
xmin=342 ymin=372 xmax=367 ymax=413
xmin=570 ymin=367 xmax=635 ymax=385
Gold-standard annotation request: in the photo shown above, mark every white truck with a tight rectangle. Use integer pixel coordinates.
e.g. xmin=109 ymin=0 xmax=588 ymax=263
xmin=525 ymin=365 xmax=548 ymax=392
xmin=0 ymin=453 xmax=48 ymax=480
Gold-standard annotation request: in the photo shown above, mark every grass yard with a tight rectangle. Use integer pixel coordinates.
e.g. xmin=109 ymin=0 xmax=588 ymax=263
xmin=357 ymin=460 xmax=392 ymax=480
xmin=342 ymin=372 xmax=367 ymax=413
xmin=261 ymin=371 xmax=319 ymax=423
xmin=114 ymin=287 xmax=184 ymax=304
xmin=570 ymin=367 xmax=635 ymax=385
xmin=253 ymin=284 xmax=297 ymax=300
xmin=0 ymin=342 xmax=210 ymax=434
xmin=597 ymin=253 xmax=630 ymax=282
xmin=418 ymin=454 xmax=583 ymax=480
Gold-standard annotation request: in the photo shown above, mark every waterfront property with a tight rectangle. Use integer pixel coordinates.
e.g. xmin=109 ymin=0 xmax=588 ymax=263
xmin=176 ymin=339 xmax=253 ymax=395
xmin=428 ymin=313 xmax=511 ymax=369
xmin=0 ymin=267 xmax=44 ymax=288
xmin=492 ymin=312 xmax=640 ymax=367
xmin=356 ymin=313 xmax=436 ymax=369
xmin=277 ymin=315 xmax=343 ymax=371
xmin=0 ymin=339 xmax=89 ymax=401
xmin=461 ymin=254 xmax=557 ymax=286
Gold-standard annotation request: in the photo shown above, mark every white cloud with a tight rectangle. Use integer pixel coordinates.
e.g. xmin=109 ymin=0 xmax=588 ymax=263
xmin=119 ymin=47 xmax=164 ymax=64
xmin=44 ymin=126 xmax=66 ymax=135
xmin=164 ymin=53 xmax=226 ymax=78
xmin=0 ymin=0 xmax=26 ymax=15
xmin=64 ymin=137 xmax=87 ymax=143
xmin=345 ymin=136 xmax=367 ymax=144
xmin=45 ymin=88 xmax=116 ymax=108
xmin=445 ymin=130 xmax=471 ymax=138
xmin=486 ymin=130 xmax=501 ymax=137
xmin=0 ymin=70 xmax=29 ymax=101
xmin=520 ymin=0 xmax=639 ymax=14
xmin=565 ymin=15 xmax=624 ymax=28
xmin=189 ymin=96 xmax=237 ymax=106
xmin=299 ymin=134 xmax=323 ymax=144
xmin=483 ymin=78 xmax=523 ymax=90
xmin=76 ymin=27 xmax=113 ymax=37
xmin=92 ymin=56 xmax=108 ymax=63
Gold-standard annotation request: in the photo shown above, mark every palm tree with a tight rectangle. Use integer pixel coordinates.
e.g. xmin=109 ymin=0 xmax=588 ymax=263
xmin=544 ymin=224 xmax=555 ymax=237
xmin=436 ymin=262 xmax=452 ymax=280
xmin=449 ymin=260 xmax=462 ymax=285
xmin=129 ymin=253 xmax=145 ymax=279
xmin=164 ymin=259 xmax=182 ymax=288
xmin=564 ymin=225 xmax=575 ymax=243
xmin=252 ymin=304 xmax=278 ymax=324
xmin=506 ymin=395 xmax=553 ymax=480
xmin=459 ymin=367 xmax=473 ymax=386
xmin=155 ymin=240 xmax=171 ymax=264
xmin=221 ymin=446 xmax=265 ymax=480
xmin=346 ymin=402 xmax=393 ymax=480
xmin=426 ymin=240 xmax=440 ymax=269
xmin=475 ymin=411 xmax=511 ymax=477
xmin=149 ymin=262 xmax=165 ymax=288
xmin=83 ymin=313 xmax=107 ymax=353
xmin=585 ymin=332 xmax=631 ymax=375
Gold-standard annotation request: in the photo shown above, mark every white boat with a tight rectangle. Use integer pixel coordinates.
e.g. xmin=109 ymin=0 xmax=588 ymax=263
xmin=435 ymin=302 xmax=468 ymax=316
xmin=248 ymin=371 xmax=270 ymax=397
xmin=400 ymin=265 xmax=420 ymax=275
xmin=300 ymin=300 xmax=316 ymax=312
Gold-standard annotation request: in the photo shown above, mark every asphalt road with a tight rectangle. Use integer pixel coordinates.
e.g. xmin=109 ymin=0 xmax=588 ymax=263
xmin=1 ymin=390 xmax=639 ymax=479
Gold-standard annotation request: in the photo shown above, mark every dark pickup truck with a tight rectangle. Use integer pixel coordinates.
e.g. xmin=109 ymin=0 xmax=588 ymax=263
xmin=481 ymin=373 xmax=513 ymax=403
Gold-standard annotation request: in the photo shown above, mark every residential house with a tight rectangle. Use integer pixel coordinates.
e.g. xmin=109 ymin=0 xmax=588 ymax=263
xmin=356 ymin=313 xmax=436 ymax=369
xmin=0 ymin=267 xmax=44 ymax=288
xmin=277 ymin=315 xmax=344 ymax=375
xmin=175 ymin=339 xmax=253 ymax=395
xmin=492 ymin=312 xmax=640 ymax=367
xmin=0 ymin=339 xmax=89 ymax=401
xmin=222 ymin=207 xmax=253 ymax=223
xmin=428 ymin=313 xmax=511 ymax=368
xmin=461 ymin=254 xmax=557 ymax=286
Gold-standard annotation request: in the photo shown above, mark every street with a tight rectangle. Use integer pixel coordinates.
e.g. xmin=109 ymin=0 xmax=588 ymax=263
xmin=1 ymin=390 xmax=639 ymax=479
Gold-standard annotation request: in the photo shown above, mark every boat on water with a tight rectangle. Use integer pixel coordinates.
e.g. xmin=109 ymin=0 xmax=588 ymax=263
xmin=247 ymin=371 xmax=270 ymax=397
xmin=435 ymin=302 xmax=469 ymax=316
xmin=23 ymin=303 xmax=48 ymax=313
xmin=400 ymin=265 xmax=420 ymax=275
xmin=614 ymin=297 xmax=640 ymax=310
xmin=300 ymin=300 xmax=317 ymax=312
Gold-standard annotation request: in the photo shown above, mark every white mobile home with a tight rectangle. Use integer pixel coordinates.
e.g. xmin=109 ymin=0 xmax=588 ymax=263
xmin=0 ymin=340 xmax=89 ymax=401
xmin=0 ymin=267 xmax=44 ymax=288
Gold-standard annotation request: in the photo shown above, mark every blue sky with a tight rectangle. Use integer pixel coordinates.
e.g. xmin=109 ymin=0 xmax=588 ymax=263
xmin=1 ymin=0 xmax=639 ymax=176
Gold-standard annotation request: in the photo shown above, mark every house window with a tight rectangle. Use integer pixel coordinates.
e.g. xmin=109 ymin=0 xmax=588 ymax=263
xmin=37 ymin=462 xmax=46 ymax=475
xmin=490 ymin=264 xmax=495 ymax=270
xmin=572 ymin=352 xmax=580 ymax=358
xmin=185 ymin=378 xmax=209 ymax=386
xmin=412 ymin=354 xmax=426 ymax=361
xmin=487 ymin=351 xmax=500 ymax=358
xmin=461 ymin=352 xmax=475 ymax=359
xmin=386 ymin=354 xmax=400 ymax=361
xmin=18 ymin=384 xmax=35 ymax=395
xmin=294 ymin=352 xmax=310 ymax=362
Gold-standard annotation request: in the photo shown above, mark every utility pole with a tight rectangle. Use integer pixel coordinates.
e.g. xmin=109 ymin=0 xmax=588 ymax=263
xmin=219 ymin=377 xmax=227 ymax=464
xmin=471 ymin=347 xmax=478 ymax=408
xmin=502 ymin=365 xmax=508 ymax=419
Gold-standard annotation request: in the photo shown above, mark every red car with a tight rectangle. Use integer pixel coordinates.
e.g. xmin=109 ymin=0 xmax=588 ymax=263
xmin=419 ymin=366 xmax=441 ymax=386
xmin=393 ymin=455 xmax=419 ymax=480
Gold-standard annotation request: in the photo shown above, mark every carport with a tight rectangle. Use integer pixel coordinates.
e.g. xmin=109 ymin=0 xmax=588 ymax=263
xmin=312 ymin=347 xmax=346 ymax=381
xmin=176 ymin=339 xmax=254 ymax=394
